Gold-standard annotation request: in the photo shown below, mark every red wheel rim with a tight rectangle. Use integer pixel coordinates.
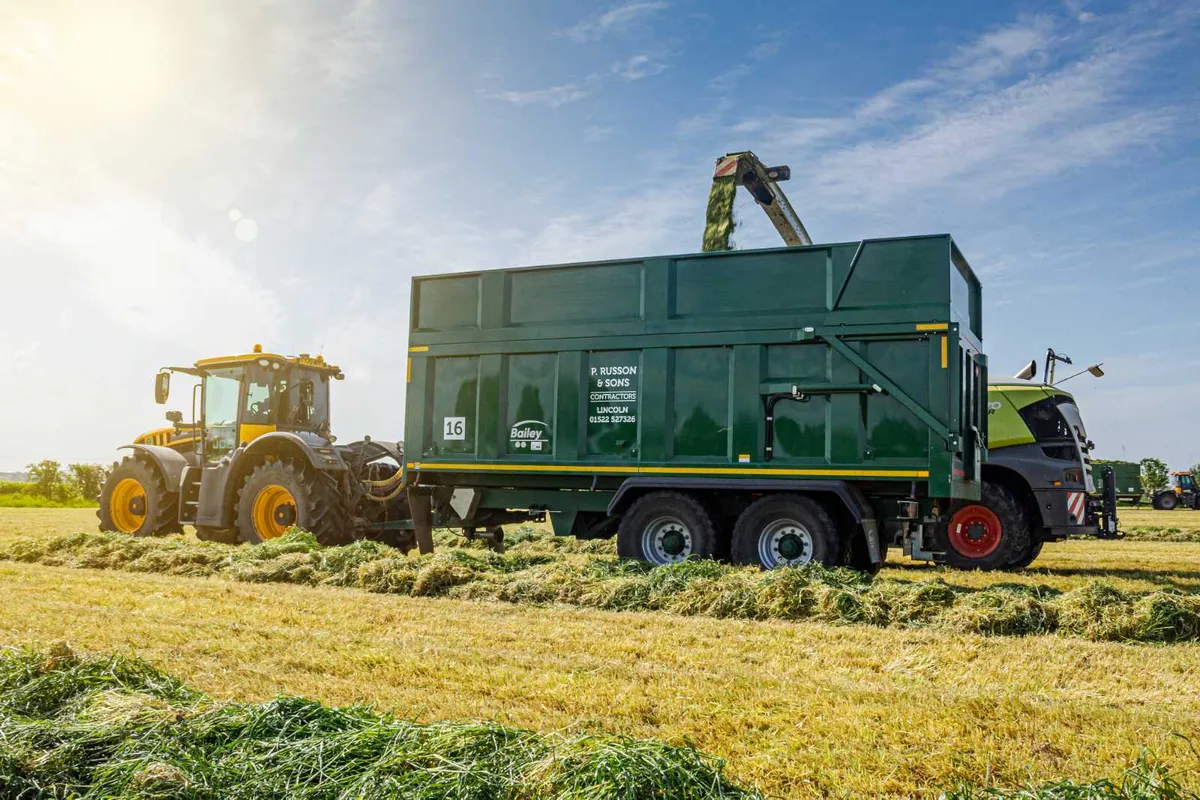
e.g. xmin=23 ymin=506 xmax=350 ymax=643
xmin=948 ymin=504 xmax=1003 ymax=558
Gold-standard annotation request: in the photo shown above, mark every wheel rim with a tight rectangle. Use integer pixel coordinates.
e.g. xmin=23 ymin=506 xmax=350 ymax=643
xmin=948 ymin=504 xmax=1003 ymax=558
xmin=758 ymin=517 xmax=814 ymax=567
xmin=109 ymin=478 xmax=147 ymax=533
xmin=252 ymin=484 xmax=298 ymax=539
xmin=640 ymin=515 xmax=693 ymax=565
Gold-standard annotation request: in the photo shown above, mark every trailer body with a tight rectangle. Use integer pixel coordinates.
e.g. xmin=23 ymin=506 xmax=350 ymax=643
xmin=1089 ymin=460 xmax=1142 ymax=504
xmin=404 ymin=235 xmax=986 ymax=566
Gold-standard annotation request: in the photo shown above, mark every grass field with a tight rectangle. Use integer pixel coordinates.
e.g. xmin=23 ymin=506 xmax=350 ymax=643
xmin=1 ymin=508 xmax=1198 ymax=797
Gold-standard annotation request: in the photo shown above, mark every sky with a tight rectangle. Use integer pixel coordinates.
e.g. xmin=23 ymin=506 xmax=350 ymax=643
xmin=1 ymin=0 xmax=1198 ymax=471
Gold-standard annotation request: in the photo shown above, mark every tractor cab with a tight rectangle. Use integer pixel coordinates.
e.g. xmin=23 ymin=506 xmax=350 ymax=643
xmin=150 ymin=346 xmax=344 ymax=462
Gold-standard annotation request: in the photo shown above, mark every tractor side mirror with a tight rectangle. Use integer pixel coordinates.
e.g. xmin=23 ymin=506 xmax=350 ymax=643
xmin=154 ymin=371 xmax=171 ymax=404
xmin=165 ymin=410 xmax=183 ymax=425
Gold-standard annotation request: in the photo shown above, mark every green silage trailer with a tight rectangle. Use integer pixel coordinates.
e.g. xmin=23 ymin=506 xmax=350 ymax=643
xmin=403 ymin=235 xmax=991 ymax=572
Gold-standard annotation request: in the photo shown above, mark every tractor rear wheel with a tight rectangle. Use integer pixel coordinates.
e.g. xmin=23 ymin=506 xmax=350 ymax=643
xmin=1153 ymin=491 xmax=1178 ymax=511
xmin=939 ymin=482 xmax=1029 ymax=571
xmin=97 ymin=458 xmax=176 ymax=537
xmin=236 ymin=459 xmax=349 ymax=546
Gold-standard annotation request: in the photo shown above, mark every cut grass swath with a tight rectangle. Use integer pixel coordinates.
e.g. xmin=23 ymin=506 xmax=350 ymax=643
xmin=3 ymin=529 xmax=1200 ymax=643
xmin=942 ymin=752 xmax=1195 ymax=799
xmin=0 ymin=644 xmax=757 ymax=798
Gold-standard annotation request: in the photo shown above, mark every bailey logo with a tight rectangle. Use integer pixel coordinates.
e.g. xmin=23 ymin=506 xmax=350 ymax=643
xmin=509 ymin=419 xmax=551 ymax=452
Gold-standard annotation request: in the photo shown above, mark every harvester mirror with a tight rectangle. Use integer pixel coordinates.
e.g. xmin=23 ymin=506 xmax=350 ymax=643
xmin=154 ymin=371 xmax=171 ymax=404
xmin=1013 ymin=360 xmax=1037 ymax=381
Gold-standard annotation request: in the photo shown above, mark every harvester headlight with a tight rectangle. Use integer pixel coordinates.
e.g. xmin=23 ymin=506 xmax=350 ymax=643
xmin=258 ymin=358 xmax=270 ymax=367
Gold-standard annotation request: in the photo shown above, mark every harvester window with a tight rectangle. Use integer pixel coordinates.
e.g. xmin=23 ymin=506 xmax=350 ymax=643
xmin=1017 ymin=397 xmax=1071 ymax=442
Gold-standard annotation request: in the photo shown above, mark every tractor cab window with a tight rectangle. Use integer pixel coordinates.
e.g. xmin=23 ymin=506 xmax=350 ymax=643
xmin=1180 ymin=474 xmax=1197 ymax=492
xmin=203 ymin=368 xmax=242 ymax=461
xmin=244 ymin=375 xmax=273 ymax=424
xmin=297 ymin=376 xmax=330 ymax=427
xmin=275 ymin=370 xmax=330 ymax=430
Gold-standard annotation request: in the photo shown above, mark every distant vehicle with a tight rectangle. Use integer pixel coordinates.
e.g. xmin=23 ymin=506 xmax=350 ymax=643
xmin=1152 ymin=472 xmax=1199 ymax=510
xmin=1090 ymin=460 xmax=1142 ymax=505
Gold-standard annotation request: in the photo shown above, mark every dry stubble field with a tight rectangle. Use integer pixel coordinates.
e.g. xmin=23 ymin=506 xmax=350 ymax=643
xmin=1 ymin=507 xmax=1199 ymax=797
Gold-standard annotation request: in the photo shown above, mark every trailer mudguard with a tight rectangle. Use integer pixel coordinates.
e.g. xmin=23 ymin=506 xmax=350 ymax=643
xmin=607 ymin=476 xmax=882 ymax=564
xmin=118 ymin=444 xmax=189 ymax=494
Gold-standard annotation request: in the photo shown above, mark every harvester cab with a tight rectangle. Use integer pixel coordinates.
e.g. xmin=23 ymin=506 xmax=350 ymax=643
xmin=1153 ymin=472 xmax=1199 ymax=510
xmin=98 ymin=346 xmax=411 ymax=548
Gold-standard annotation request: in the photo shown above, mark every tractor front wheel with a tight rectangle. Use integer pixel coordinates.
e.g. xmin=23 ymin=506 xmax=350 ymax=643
xmin=97 ymin=458 xmax=176 ymax=537
xmin=236 ymin=460 xmax=349 ymax=546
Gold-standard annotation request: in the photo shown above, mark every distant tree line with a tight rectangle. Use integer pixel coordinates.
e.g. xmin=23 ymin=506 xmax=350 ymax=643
xmin=23 ymin=460 xmax=109 ymax=503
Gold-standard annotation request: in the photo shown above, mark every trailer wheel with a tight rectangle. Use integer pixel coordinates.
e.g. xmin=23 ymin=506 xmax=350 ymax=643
xmin=940 ymin=483 xmax=1029 ymax=571
xmin=730 ymin=494 xmax=839 ymax=569
xmin=618 ymin=492 xmax=716 ymax=565
xmin=97 ymin=457 xmax=176 ymax=537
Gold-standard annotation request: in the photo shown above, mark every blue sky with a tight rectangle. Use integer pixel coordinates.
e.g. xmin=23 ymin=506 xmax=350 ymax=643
xmin=1 ymin=0 xmax=1198 ymax=470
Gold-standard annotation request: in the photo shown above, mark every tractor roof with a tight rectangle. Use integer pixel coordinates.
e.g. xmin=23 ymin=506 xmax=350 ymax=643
xmin=193 ymin=346 xmax=342 ymax=376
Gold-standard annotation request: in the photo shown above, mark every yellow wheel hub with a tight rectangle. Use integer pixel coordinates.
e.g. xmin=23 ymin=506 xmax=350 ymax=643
xmin=252 ymin=484 xmax=298 ymax=539
xmin=109 ymin=478 xmax=147 ymax=533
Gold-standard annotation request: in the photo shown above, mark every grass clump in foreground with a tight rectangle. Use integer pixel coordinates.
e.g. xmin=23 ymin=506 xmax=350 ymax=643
xmin=4 ymin=529 xmax=1200 ymax=643
xmin=0 ymin=644 xmax=757 ymax=799
xmin=944 ymin=754 xmax=1195 ymax=799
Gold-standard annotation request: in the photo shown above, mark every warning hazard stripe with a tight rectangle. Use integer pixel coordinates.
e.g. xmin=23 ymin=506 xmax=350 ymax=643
xmin=1067 ymin=491 xmax=1086 ymax=522
xmin=713 ymin=156 xmax=739 ymax=178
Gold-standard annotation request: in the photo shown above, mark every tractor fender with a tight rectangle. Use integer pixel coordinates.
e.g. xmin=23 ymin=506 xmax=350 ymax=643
xmin=240 ymin=431 xmax=347 ymax=472
xmin=218 ymin=432 xmax=348 ymax=519
xmin=118 ymin=444 xmax=189 ymax=494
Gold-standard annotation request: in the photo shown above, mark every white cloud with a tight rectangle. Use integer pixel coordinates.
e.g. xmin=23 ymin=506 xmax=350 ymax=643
xmin=612 ymin=53 xmax=667 ymax=81
xmin=559 ymin=2 xmax=669 ymax=43
xmin=744 ymin=12 xmax=1183 ymax=211
xmin=490 ymin=82 xmax=593 ymax=107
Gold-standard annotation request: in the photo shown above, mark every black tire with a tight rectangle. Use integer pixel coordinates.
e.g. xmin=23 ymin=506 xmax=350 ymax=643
xmin=236 ymin=459 xmax=349 ymax=546
xmin=1005 ymin=539 xmax=1044 ymax=571
xmin=731 ymin=494 xmax=840 ymax=568
xmin=97 ymin=457 xmax=177 ymax=537
xmin=1153 ymin=491 xmax=1178 ymax=511
xmin=617 ymin=492 xmax=716 ymax=565
xmin=939 ymin=482 xmax=1029 ymax=571
xmin=195 ymin=526 xmax=238 ymax=544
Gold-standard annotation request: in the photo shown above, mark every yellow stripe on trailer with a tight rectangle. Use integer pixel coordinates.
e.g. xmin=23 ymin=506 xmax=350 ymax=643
xmin=406 ymin=462 xmax=929 ymax=479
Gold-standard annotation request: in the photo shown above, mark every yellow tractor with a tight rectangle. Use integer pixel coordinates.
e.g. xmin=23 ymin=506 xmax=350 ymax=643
xmin=98 ymin=346 xmax=409 ymax=545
